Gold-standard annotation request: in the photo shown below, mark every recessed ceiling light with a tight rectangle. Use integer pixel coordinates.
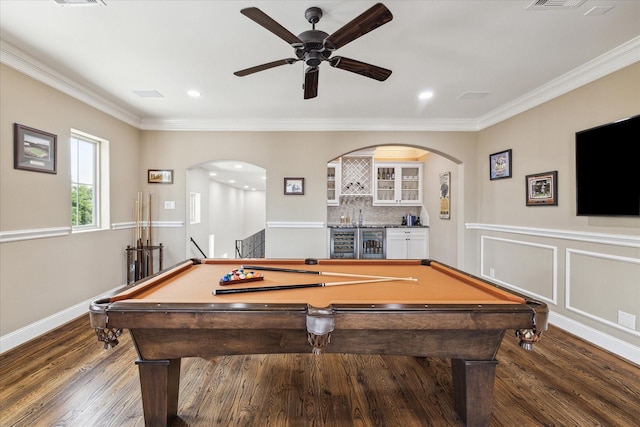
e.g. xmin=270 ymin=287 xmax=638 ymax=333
xmin=418 ymin=91 xmax=434 ymax=100
xmin=209 ymin=172 xmax=217 ymax=176
xmin=228 ymin=180 xmax=235 ymax=184
xmin=234 ymin=164 xmax=243 ymax=168
xmin=187 ymin=90 xmax=201 ymax=97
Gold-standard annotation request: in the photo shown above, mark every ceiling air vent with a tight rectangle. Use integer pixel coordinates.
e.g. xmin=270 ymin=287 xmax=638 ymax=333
xmin=526 ymin=0 xmax=585 ymax=10
xmin=54 ymin=0 xmax=106 ymax=6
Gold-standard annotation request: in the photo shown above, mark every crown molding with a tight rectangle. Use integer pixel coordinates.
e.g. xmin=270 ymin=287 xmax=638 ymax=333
xmin=2 ymin=36 xmax=638 ymax=132
xmin=477 ymin=36 xmax=640 ymax=130
xmin=138 ymin=117 xmax=480 ymax=132
xmin=0 ymin=39 xmax=142 ymax=128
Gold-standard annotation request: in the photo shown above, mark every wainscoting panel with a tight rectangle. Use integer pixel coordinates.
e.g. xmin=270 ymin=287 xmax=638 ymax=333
xmin=481 ymin=236 xmax=557 ymax=304
xmin=566 ymin=249 xmax=640 ymax=337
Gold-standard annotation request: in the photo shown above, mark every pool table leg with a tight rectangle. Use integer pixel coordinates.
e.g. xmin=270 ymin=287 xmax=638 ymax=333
xmin=451 ymin=359 xmax=497 ymax=427
xmin=136 ymin=358 xmax=181 ymax=427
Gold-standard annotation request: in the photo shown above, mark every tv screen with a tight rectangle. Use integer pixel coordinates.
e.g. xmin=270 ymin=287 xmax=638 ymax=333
xmin=575 ymin=114 xmax=640 ymax=216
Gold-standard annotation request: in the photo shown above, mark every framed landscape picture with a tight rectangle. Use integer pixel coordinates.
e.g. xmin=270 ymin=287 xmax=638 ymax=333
xmin=148 ymin=169 xmax=173 ymax=184
xmin=14 ymin=123 xmax=57 ymax=174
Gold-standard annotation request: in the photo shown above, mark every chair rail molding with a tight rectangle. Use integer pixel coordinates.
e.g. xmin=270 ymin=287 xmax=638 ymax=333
xmin=0 ymin=227 xmax=71 ymax=243
xmin=466 ymin=223 xmax=640 ymax=248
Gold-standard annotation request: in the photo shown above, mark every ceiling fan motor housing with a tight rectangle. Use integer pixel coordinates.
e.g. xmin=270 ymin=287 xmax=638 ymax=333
xmin=296 ymin=29 xmax=331 ymax=66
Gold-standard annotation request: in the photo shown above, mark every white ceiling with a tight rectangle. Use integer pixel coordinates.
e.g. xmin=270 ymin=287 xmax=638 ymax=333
xmin=1 ymin=0 xmax=639 ymax=190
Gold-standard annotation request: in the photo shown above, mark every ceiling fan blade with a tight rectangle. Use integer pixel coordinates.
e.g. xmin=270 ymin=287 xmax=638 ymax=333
xmin=240 ymin=7 xmax=303 ymax=46
xmin=329 ymin=57 xmax=392 ymax=81
xmin=304 ymin=67 xmax=319 ymax=99
xmin=234 ymin=59 xmax=298 ymax=77
xmin=324 ymin=3 xmax=393 ymax=50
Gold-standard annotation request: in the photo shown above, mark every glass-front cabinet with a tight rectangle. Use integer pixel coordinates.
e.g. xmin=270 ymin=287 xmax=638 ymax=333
xmin=327 ymin=161 xmax=341 ymax=205
xmin=374 ymin=162 xmax=422 ymax=206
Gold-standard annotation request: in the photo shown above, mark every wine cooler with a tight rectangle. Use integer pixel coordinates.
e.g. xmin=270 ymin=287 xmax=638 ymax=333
xmin=330 ymin=228 xmax=357 ymax=259
xmin=359 ymin=228 xmax=386 ymax=259
xmin=330 ymin=227 xmax=386 ymax=259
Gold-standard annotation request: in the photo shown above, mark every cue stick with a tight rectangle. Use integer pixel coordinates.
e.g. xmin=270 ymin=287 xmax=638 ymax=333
xmin=240 ymin=265 xmax=417 ymax=282
xmin=147 ymin=192 xmax=153 ymax=274
xmin=213 ymin=277 xmax=405 ymax=295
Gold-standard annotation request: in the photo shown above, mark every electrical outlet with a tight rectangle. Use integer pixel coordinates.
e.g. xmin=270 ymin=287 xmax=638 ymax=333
xmin=164 ymin=201 xmax=175 ymax=210
xmin=617 ymin=310 xmax=636 ymax=330
xmin=489 ymin=268 xmax=495 ymax=278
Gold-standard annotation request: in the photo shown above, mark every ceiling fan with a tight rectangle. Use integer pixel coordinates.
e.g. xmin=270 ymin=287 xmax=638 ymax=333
xmin=233 ymin=3 xmax=393 ymax=99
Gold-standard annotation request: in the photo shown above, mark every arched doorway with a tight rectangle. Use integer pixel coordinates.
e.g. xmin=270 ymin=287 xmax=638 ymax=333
xmin=326 ymin=145 xmax=461 ymax=266
xmin=186 ymin=160 xmax=266 ymax=259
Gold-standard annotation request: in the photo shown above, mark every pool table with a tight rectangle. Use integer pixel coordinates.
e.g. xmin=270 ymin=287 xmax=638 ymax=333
xmin=90 ymin=258 xmax=548 ymax=427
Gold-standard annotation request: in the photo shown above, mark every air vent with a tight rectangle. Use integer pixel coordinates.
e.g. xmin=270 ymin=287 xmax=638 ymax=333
xmin=457 ymin=91 xmax=491 ymax=100
xmin=526 ymin=0 xmax=585 ymax=10
xmin=54 ymin=0 xmax=106 ymax=6
xmin=584 ymin=6 xmax=614 ymax=16
xmin=133 ymin=90 xmax=164 ymax=98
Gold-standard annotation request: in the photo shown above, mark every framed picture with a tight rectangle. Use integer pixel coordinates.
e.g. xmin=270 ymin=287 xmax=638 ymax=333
xmin=489 ymin=149 xmax=512 ymax=180
xmin=148 ymin=169 xmax=173 ymax=184
xmin=14 ymin=123 xmax=57 ymax=174
xmin=439 ymin=172 xmax=450 ymax=219
xmin=284 ymin=177 xmax=304 ymax=195
xmin=526 ymin=171 xmax=558 ymax=206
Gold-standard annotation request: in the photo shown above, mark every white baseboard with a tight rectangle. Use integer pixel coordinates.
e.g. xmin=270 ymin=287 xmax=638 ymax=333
xmin=0 ymin=285 xmax=122 ymax=354
xmin=549 ymin=311 xmax=639 ymax=366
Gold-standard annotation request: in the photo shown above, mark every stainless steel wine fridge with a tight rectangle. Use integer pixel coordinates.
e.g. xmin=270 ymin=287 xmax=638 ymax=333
xmin=329 ymin=227 xmax=386 ymax=259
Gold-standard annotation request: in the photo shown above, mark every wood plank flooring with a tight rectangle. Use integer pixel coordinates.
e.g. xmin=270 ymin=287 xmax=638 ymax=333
xmin=1 ymin=315 xmax=639 ymax=426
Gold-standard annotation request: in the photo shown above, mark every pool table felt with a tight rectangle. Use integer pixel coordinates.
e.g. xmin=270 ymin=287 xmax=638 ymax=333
xmin=111 ymin=260 xmax=526 ymax=308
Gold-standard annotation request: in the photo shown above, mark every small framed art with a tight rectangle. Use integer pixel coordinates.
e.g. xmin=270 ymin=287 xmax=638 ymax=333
xmin=439 ymin=172 xmax=450 ymax=219
xmin=526 ymin=171 xmax=558 ymax=206
xmin=14 ymin=123 xmax=57 ymax=174
xmin=489 ymin=149 xmax=512 ymax=180
xmin=284 ymin=177 xmax=304 ymax=195
xmin=148 ymin=169 xmax=173 ymax=184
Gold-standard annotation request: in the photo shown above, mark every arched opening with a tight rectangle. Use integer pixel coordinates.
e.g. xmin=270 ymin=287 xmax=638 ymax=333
xmin=326 ymin=145 xmax=461 ymax=266
xmin=186 ymin=160 xmax=266 ymax=259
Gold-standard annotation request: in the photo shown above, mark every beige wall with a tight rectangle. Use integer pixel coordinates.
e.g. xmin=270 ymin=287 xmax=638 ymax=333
xmin=0 ymin=61 xmax=638 ymax=361
xmin=0 ymin=64 xmax=140 ymax=335
xmin=138 ymin=130 xmax=477 ymax=265
xmin=476 ymin=63 xmax=640 ymax=354
xmin=478 ymin=63 xmax=640 ymax=231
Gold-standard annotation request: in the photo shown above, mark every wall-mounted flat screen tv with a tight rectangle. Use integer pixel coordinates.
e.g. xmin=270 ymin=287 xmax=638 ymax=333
xmin=575 ymin=114 xmax=640 ymax=216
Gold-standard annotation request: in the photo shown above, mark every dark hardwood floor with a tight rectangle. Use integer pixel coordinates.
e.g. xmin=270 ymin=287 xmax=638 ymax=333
xmin=1 ymin=315 xmax=638 ymax=426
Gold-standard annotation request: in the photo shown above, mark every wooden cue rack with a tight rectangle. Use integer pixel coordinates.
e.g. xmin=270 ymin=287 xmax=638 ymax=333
xmin=126 ymin=192 xmax=163 ymax=285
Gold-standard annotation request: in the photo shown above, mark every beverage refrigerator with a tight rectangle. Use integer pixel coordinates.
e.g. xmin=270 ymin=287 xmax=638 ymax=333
xmin=329 ymin=228 xmax=386 ymax=259
xmin=359 ymin=228 xmax=386 ymax=259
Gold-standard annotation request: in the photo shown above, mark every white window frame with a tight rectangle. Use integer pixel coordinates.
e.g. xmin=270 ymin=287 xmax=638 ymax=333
xmin=70 ymin=129 xmax=110 ymax=232
xmin=190 ymin=192 xmax=201 ymax=224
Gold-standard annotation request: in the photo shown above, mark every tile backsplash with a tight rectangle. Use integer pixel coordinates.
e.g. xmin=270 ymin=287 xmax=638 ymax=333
xmin=327 ymin=196 xmax=424 ymax=226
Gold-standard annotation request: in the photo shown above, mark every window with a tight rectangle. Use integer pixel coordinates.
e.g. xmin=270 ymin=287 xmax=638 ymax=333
xmin=70 ymin=130 xmax=109 ymax=230
xmin=190 ymin=192 xmax=201 ymax=224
